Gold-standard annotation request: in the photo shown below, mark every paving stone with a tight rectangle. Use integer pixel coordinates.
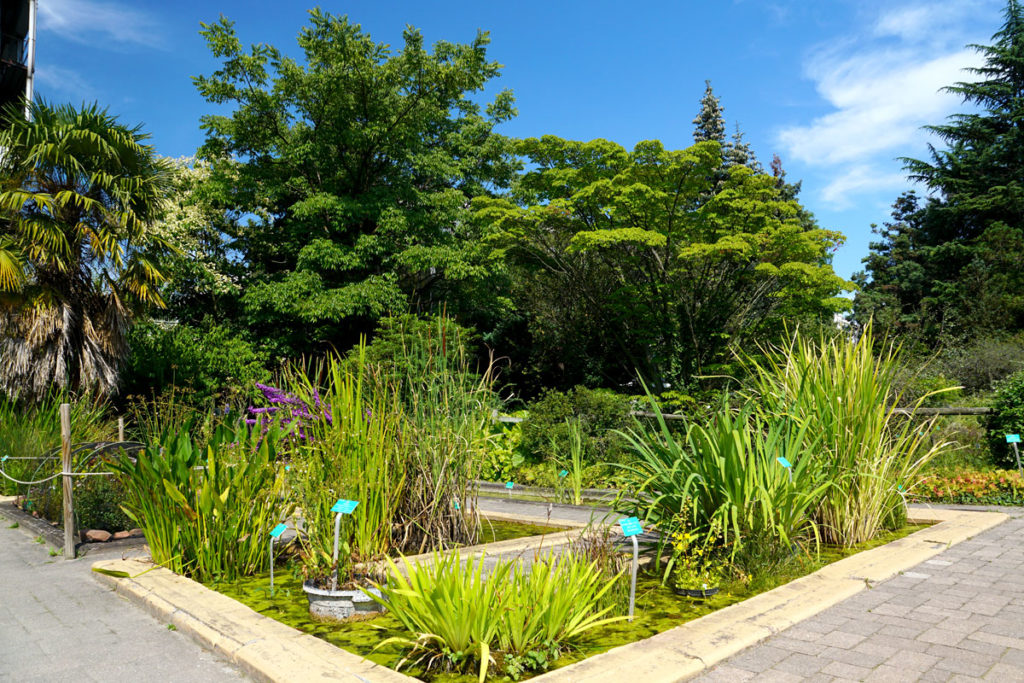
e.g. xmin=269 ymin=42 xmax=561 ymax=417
xmin=985 ymin=662 xmax=1024 ymax=680
xmin=885 ymin=649 xmax=940 ymax=671
xmin=0 ymin=513 xmax=245 ymax=682
xmin=694 ymin=510 xmax=1024 ymax=683
xmin=918 ymin=627 xmax=969 ymax=647
xmin=693 ymin=665 xmax=756 ymax=682
xmin=863 ymin=664 xmax=913 ymax=682
xmin=821 ymin=660 xmax=874 ymax=679
xmin=817 ymin=630 xmax=867 ymax=649
xmin=773 ymin=652 xmax=827 ymax=676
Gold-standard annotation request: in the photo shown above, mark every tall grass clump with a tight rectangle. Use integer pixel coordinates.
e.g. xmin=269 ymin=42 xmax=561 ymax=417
xmin=112 ymin=420 xmax=289 ymax=582
xmin=373 ymin=552 xmax=623 ymax=681
xmin=0 ymin=394 xmax=109 ymax=495
xmin=369 ymin=315 xmax=495 ymax=553
xmin=282 ymin=350 xmax=408 ymax=581
xmin=745 ymin=324 xmax=955 ymax=546
xmin=617 ymin=398 xmax=827 ymax=573
xmin=269 ymin=323 xmax=495 ymax=582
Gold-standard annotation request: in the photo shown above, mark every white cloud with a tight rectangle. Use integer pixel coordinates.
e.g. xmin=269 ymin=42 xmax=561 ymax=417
xmin=38 ymin=0 xmax=163 ymax=49
xmin=780 ymin=48 xmax=981 ymax=166
xmin=821 ymin=165 xmax=908 ymax=208
xmin=34 ymin=64 xmax=95 ymax=99
xmin=777 ymin=1 xmax=995 ymax=207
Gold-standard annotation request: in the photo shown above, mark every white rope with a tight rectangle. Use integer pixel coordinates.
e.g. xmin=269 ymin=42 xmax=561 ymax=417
xmin=0 ymin=467 xmax=116 ymax=485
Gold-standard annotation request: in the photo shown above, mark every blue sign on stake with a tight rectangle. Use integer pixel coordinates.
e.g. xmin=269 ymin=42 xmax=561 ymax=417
xmin=331 ymin=499 xmax=359 ymax=514
xmin=776 ymin=456 xmax=792 ymax=469
xmin=619 ymin=517 xmax=643 ymax=537
xmin=558 ymin=469 xmax=569 ymax=478
xmin=269 ymin=523 xmax=288 ymax=538
xmin=1007 ymin=434 xmax=1022 ymax=444
xmin=505 ymin=481 xmax=515 ymax=490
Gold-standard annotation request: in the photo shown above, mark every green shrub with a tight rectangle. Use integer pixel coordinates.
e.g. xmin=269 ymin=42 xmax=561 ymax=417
xmin=520 ymin=386 xmax=631 ymax=465
xmin=478 ymin=417 xmax=526 ymax=483
xmin=933 ymin=334 xmax=1024 ymax=394
xmin=0 ymin=395 xmax=110 ymax=496
xmin=919 ymin=469 xmax=1024 ymax=505
xmin=986 ymin=370 xmax=1024 ymax=468
xmin=74 ymin=474 xmax=134 ymax=531
xmin=122 ymin=320 xmax=270 ymax=405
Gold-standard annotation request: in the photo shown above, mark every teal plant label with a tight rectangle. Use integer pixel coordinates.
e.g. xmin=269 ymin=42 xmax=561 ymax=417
xmin=269 ymin=523 xmax=288 ymax=538
xmin=619 ymin=517 xmax=643 ymax=537
xmin=558 ymin=469 xmax=568 ymax=478
xmin=331 ymin=499 xmax=359 ymax=514
xmin=1007 ymin=434 xmax=1022 ymax=444
xmin=505 ymin=481 xmax=514 ymax=490
xmin=776 ymin=456 xmax=792 ymax=469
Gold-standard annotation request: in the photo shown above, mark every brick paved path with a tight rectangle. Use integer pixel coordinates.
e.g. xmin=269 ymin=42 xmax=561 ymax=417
xmin=0 ymin=511 xmax=245 ymax=682
xmin=698 ymin=509 xmax=1024 ymax=682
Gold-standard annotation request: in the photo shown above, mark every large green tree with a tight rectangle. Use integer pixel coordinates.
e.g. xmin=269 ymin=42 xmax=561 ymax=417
xmin=0 ymin=101 xmax=172 ymax=399
xmin=475 ymin=136 xmax=850 ymax=390
xmin=193 ymin=11 xmax=519 ymax=358
xmin=854 ymin=0 xmax=1024 ymax=342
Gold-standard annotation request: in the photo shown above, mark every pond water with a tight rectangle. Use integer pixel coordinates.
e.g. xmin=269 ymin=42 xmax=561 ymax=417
xmin=205 ymin=523 xmax=928 ymax=682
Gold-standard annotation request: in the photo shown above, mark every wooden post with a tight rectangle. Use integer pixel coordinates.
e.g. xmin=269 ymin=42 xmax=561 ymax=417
xmin=118 ymin=416 xmax=125 ymax=442
xmin=61 ymin=403 xmax=75 ymax=559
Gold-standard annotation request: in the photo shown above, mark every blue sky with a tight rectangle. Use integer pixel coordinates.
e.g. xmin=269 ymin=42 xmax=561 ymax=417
xmin=34 ymin=0 xmax=1006 ymax=283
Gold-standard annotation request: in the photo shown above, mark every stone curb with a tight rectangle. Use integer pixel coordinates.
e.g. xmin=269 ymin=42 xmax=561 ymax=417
xmin=91 ymin=507 xmax=1006 ymax=683
xmin=91 ymin=557 xmax=416 ymax=683
xmin=530 ymin=507 xmax=1008 ymax=682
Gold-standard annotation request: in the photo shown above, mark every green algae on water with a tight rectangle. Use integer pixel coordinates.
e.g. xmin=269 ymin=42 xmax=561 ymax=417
xmin=206 ymin=523 xmax=929 ymax=682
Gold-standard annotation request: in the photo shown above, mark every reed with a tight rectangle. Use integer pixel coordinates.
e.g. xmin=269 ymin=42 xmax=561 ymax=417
xmin=744 ymin=324 xmax=956 ymax=546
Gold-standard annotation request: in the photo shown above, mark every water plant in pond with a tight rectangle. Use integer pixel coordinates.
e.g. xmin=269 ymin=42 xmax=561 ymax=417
xmin=371 ymin=551 xmax=624 ymax=681
xmin=284 ymin=349 xmax=406 ymax=582
xmin=112 ymin=419 xmax=290 ymax=582
xmin=617 ymin=398 xmax=828 ymax=574
xmin=743 ymin=323 xmax=956 ymax=546
xmin=553 ymin=419 xmax=586 ymax=505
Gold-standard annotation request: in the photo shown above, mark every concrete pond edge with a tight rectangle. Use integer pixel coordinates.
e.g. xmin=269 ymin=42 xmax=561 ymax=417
xmin=90 ymin=506 xmax=1007 ymax=683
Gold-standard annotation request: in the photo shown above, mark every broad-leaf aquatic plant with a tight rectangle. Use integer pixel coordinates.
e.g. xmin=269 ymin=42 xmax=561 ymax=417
xmin=112 ymin=419 xmax=290 ymax=582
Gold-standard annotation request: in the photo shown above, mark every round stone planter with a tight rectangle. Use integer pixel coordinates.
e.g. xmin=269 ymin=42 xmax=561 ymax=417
xmin=302 ymin=580 xmax=385 ymax=621
xmin=673 ymin=586 xmax=720 ymax=599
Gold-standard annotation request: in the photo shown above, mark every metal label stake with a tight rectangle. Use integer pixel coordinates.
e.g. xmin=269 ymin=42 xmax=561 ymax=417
xmin=619 ymin=517 xmax=643 ymax=621
xmin=269 ymin=523 xmax=288 ymax=595
xmin=777 ymin=455 xmax=793 ymax=483
xmin=1007 ymin=435 xmax=1022 ymax=476
xmin=330 ymin=499 xmax=359 ymax=591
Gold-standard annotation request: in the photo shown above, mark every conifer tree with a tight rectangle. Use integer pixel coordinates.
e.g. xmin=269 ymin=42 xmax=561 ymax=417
xmin=726 ymin=123 xmax=763 ymax=172
xmin=855 ymin=0 xmax=1024 ymax=342
xmin=692 ymin=80 xmax=726 ymax=143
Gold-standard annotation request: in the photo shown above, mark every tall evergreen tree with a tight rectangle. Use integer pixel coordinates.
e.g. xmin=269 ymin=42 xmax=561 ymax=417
xmin=692 ymin=80 xmax=726 ymax=144
xmin=854 ymin=1 xmax=1024 ymax=342
xmin=726 ymin=123 xmax=763 ymax=173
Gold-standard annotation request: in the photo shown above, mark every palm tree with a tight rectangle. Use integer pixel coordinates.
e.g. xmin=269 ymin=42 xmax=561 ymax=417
xmin=0 ymin=101 xmax=173 ymax=399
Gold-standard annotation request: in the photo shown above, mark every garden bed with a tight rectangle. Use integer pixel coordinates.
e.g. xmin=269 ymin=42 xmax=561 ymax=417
xmin=91 ymin=507 xmax=1005 ymax=683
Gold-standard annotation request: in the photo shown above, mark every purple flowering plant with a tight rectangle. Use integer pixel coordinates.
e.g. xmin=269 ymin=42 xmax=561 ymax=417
xmin=246 ymin=382 xmax=332 ymax=442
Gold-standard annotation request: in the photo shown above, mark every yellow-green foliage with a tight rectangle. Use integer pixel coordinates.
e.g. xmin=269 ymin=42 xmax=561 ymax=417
xmin=372 ymin=552 xmax=623 ymax=681
xmin=745 ymin=325 xmax=956 ymax=546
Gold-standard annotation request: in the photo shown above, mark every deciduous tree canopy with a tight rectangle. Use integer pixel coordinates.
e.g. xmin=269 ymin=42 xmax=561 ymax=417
xmin=193 ymin=10 xmax=519 ymax=358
